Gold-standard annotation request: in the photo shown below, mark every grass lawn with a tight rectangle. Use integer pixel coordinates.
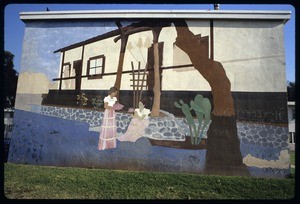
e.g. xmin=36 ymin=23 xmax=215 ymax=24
xmin=4 ymin=162 xmax=295 ymax=199
xmin=290 ymin=151 xmax=295 ymax=165
xmin=290 ymin=151 xmax=295 ymax=175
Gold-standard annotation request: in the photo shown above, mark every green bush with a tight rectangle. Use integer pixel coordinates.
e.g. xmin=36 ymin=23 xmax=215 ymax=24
xmin=91 ymin=96 xmax=103 ymax=109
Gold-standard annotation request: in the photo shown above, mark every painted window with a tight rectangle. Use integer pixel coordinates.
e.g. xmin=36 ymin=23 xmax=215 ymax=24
xmin=62 ymin=63 xmax=72 ymax=89
xmin=87 ymin=55 xmax=105 ymax=79
xmin=62 ymin=63 xmax=71 ymax=78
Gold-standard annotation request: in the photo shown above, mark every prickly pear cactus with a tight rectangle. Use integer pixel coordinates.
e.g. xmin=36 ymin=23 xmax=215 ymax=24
xmin=174 ymin=100 xmax=197 ymax=144
xmin=175 ymin=94 xmax=211 ymax=145
xmin=190 ymin=94 xmax=211 ymax=144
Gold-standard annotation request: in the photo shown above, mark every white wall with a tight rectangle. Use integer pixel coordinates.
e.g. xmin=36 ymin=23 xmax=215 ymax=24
xmin=214 ymin=20 xmax=286 ymax=92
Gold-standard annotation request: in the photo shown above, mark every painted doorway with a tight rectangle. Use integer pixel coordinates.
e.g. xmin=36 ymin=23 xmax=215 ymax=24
xmin=73 ymin=60 xmax=83 ymax=93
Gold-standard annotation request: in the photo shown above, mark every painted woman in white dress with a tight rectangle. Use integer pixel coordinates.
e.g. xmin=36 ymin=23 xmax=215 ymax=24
xmin=118 ymin=100 xmax=151 ymax=142
xmin=98 ymin=87 xmax=118 ymax=150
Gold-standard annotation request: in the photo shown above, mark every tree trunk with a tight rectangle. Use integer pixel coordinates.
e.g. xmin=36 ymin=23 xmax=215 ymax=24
xmin=205 ymin=115 xmax=249 ymax=176
xmin=150 ymin=27 xmax=162 ymax=117
xmin=114 ymin=35 xmax=128 ymax=101
xmin=173 ymin=20 xmax=249 ymax=176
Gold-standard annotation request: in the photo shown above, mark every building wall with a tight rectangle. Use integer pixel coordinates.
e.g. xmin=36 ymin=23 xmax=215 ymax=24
xmin=11 ymin=15 xmax=290 ymax=178
xmin=214 ymin=20 xmax=286 ymax=92
xmin=55 ymin=19 xmax=286 ymax=92
xmin=164 ymin=20 xmax=286 ymax=92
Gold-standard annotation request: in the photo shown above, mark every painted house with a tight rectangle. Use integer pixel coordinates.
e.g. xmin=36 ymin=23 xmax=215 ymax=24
xmin=9 ymin=10 xmax=292 ymax=178
xmin=39 ymin=10 xmax=290 ymax=118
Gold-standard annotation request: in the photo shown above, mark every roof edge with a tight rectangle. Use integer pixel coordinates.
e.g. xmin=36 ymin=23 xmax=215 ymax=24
xmin=20 ymin=10 xmax=291 ymax=21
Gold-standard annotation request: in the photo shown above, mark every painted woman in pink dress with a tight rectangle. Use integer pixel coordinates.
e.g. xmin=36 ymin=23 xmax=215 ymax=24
xmin=118 ymin=100 xmax=151 ymax=142
xmin=98 ymin=87 xmax=119 ymax=150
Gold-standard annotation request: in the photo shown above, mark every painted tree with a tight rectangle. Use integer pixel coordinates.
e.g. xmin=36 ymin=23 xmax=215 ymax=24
xmin=113 ymin=21 xmax=128 ymax=100
xmin=173 ymin=19 xmax=249 ymax=176
xmin=150 ymin=27 xmax=162 ymax=117
xmin=287 ymin=81 xmax=295 ymax=101
xmin=113 ymin=20 xmax=169 ymax=114
xmin=4 ymin=51 xmax=18 ymax=109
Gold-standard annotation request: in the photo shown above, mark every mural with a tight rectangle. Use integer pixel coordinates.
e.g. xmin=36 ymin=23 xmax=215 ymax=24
xmin=9 ymin=15 xmax=290 ymax=178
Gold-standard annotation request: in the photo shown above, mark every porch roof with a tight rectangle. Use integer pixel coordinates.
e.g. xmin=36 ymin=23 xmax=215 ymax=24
xmin=53 ymin=29 xmax=121 ymax=53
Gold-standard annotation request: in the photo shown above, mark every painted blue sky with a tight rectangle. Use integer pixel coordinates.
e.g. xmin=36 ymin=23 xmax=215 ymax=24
xmin=20 ymin=21 xmax=118 ymax=80
xmin=4 ymin=3 xmax=295 ymax=82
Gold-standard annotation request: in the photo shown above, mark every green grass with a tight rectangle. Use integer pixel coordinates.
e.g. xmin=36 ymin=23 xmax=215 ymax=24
xmin=290 ymin=151 xmax=295 ymax=165
xmin=290 ymin=151 xmax=295 ymax=176
xmin=4 ymin=163 xmax=295 ymax=199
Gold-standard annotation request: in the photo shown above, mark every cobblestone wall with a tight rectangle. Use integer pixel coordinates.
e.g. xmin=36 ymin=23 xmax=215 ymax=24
xmin=237 ymin=122 xmax=289 ymax=150
xmin=30 ymin=105 xmax=289 ymax=149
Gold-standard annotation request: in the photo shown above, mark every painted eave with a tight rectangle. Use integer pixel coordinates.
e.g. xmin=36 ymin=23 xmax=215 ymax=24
xmin=20 ymin=10 xmax=291 ymax=22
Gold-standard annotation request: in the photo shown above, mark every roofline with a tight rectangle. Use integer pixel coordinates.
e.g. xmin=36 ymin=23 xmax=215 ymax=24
xmin=53 ymin=20 xmax=170 ymax=53
xmin=20 ymin=9 xmax=291 ymax=21
xmin=40 ymin=10 xmax=290 ymax=53
xmin=53 ymin=29 xmax=121 ymax=53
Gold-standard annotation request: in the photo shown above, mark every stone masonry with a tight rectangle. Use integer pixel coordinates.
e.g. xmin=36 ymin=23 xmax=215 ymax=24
xmin=30 ymin=105 xmax=289 ymax=149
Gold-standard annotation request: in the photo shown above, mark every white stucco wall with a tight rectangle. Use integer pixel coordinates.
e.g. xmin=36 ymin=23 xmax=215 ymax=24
xmin=163 ymin=20 xmax=286 ymax=92
xmin=214 ymin=20 xmax=286 ymax=92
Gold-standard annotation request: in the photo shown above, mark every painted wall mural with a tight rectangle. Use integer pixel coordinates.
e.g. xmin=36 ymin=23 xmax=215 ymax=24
xmin=9 ymin=15 xmax=290 ymax=178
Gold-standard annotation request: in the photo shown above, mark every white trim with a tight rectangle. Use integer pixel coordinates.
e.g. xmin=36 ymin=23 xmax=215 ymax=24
xmin=20 ymin=10 xmax=291 ymax=22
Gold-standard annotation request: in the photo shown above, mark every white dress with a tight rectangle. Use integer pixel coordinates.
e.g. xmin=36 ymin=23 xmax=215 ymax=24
xmin=135 ymin=108 xmax=151 ymax=119
xmin=103 ymin=96 xmax=117 ymax=107
xmin=118 ymin=108 xmax=151 ymax=142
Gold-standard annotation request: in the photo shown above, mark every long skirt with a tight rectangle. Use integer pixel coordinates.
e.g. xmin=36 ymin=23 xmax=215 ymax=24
xmin=98 ymin=109 xmax=117 ymax=150
xmin=118 ymin=117 xmax=149 ymax=142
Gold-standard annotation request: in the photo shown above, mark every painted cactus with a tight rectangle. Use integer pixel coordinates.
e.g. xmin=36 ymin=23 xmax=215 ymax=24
xmin=190 ymin=94 xmax=211 ymax=144
xmin=174 ymin=99 xmax=197 ymax=144
xmin=174 ymin=94 xmax=211 ymax=145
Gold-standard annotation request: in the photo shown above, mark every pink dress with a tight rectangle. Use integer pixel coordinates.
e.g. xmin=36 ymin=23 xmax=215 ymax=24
xmin=118 ymin=108 xmax=150 ymax=142
xmin=98 ymin=96 xmax=117 ymax=150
